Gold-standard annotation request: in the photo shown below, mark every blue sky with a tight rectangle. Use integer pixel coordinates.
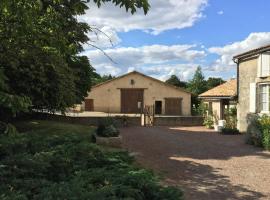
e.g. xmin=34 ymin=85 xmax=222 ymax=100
xmin=81 ymin=0 xmax=270 ymax=81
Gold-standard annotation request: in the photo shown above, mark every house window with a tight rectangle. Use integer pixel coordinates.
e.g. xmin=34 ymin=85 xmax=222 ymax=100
xmin=260 ymin=54 xmax=270 ymax=77
xmin=259 ymin=84 xmax=270 ymax=112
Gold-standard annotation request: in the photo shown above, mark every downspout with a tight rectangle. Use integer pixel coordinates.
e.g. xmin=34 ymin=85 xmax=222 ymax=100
xmin=233 ymin=58 xmax=239 ymax=103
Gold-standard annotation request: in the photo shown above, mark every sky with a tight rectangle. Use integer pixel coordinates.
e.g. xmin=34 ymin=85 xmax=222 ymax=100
xmin=80 ymin=0 xmax=270 ymax=81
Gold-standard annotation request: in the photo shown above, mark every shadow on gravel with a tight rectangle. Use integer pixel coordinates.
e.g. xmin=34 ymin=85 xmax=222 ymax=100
xmin=164 ymin=159 xmax=266 ymax=200
xmin=120 ymin=126 xmax=269 ymax=200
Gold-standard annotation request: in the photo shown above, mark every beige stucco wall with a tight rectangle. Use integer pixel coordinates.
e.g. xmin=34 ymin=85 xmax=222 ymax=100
xmin=237 ymin=58 xmax=258 ymax=132
xmin=84 ymin=73 xmax=191 ymax=115
xmin=203 ymin=100 xmax=221 ymax=120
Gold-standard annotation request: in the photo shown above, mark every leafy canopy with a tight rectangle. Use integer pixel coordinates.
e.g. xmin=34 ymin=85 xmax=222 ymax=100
xmin=0 ymin=0 xmax=150 ymax=119
xmin=165 ymin=75 xmax=187 ymax=88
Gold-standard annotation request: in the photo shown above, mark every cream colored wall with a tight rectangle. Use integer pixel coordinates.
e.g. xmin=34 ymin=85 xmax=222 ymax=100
xmin=85 ymin=73 xmax=191 ymax=115
xmin=203 ymin=100 xmax=221 ymax=120
xmin=237 ymin=58 xmax=258 ymax=132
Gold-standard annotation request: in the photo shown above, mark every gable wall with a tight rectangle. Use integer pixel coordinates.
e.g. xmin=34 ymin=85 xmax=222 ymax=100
xmin=85 ymin=73 xmax=191 ymax=115
xmin=237 ymin=58 xmax=258 ymax=132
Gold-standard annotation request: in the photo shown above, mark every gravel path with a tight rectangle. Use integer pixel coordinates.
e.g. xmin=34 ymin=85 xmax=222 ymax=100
xmin=120 ymin=126 xmax=270 ymax=200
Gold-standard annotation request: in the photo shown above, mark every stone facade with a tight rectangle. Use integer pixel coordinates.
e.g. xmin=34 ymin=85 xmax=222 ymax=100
xmin=237 ymin=57 xmax=258 ymax=132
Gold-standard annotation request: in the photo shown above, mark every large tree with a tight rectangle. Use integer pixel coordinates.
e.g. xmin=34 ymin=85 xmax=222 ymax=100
xmin=206 ymin=77 xmax=225 ymax=90
xmin=0 ymin=0 xmax=150 ymax=119
xmin=187 ymin=66 xmax=207 ymax=96
xmin=165 ymin=75 xmax=187 ymax=88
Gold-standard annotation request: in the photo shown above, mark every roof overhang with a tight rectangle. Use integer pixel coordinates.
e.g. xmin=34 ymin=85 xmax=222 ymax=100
xmin=199 ymin=95 xmax=236 ymax=100
xmin=233 ymin=45 xmax=270 ymax=63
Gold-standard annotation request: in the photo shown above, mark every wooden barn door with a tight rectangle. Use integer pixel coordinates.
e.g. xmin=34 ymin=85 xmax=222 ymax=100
xmin=121 ymin=89 xmax=144 ymax=113
xmin=165 ymin=98 xmax=182 ymax=115
xmin=85 ymin=99 xmax=94 ymax=111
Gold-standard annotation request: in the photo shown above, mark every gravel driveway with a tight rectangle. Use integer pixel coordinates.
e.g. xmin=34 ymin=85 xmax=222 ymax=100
xmin=120 ymin=126 xmax=270 ymax=200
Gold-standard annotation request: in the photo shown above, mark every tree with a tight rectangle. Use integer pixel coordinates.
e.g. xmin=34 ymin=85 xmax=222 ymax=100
xmin=165 ymin=75 xmax=187 ymax=88
xmin=92 ymin=73 xmax=115 ymax=85
xmin=0 ymin=0 xmax=150 ymax=118
xmin=187 ymin=66 xmax=207 ymax=95
xmin=206 ymin=77 xmax=225 ymax=90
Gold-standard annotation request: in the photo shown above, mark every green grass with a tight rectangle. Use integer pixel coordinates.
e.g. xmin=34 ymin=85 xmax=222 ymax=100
xmin=0 ymin=120 xmax=183 ymax=200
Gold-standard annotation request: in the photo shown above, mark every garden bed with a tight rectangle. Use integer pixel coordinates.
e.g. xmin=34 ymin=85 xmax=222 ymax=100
xmin=0 ymin=120 xmax=183 ymax=199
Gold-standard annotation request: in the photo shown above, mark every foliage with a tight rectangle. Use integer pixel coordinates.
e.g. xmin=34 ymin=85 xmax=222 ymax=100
xmin=92 ymin=73 xmax=115 ymax=85
xmin=187 ymin=66 xmax=207 ymax=96
xmin=206 ymin=77 xmax=225 ymax=90
xmin=165 ymin=75 xmax=187 ymax=88
xmin=224 ymin=107 xmax=237 ymax=129
xmin=0 ymin=0 xmax=150 ymax=117
xmin=0 ymin=68 xmax=31 ymax=121
xmin=96 ymin=118 xmax=119 ymax=137
xmin=192 ymin=102 xmax=208 ymax=116
xmin=221 ymin=128 xmax=240 ymax=135
xmin=0 ymin=120 xmax=183 ymax=199
xmin=257 ymin=115 xmax=270 ymax=150
xmin=246 ymin=114 xmax=262 ymax=147
xmin=203 ymin=115 xmax=214 ymax=129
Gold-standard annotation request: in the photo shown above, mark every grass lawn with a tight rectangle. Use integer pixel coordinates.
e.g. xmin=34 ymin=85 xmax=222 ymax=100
xmin=0 ymin=120 xmax=183 ymax=200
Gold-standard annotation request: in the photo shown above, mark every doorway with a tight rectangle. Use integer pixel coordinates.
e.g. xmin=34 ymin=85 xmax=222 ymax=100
xmin=155 ymin=101 xmax=162 ymax=114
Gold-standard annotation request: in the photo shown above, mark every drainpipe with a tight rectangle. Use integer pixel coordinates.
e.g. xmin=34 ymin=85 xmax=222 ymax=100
xmin=233 ymin=58 xmax=239 ymax=103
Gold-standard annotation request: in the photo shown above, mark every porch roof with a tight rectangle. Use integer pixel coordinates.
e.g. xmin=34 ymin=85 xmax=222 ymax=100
xmin=199 ymin=79 xmax=237 ymax=99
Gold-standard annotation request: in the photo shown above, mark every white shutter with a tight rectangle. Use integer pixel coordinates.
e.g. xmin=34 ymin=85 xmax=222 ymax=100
xmin=249 ymin=83 xmax=256 ymax=113
xmin=261 ymin=54 xmax=270 ymax=77
xmin=257 ymin=54 xmax=262 ymax=77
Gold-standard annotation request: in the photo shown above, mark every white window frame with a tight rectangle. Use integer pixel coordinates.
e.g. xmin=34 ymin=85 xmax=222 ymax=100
xmin=259 ymin=83 xmax=270 ymax=113
xmin=259 ymin=53 xmax=270 ymax=77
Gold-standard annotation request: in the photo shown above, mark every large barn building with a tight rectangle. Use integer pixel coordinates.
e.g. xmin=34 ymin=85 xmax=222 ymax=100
xmin=83 ymin=71 xmax=191 ymax=116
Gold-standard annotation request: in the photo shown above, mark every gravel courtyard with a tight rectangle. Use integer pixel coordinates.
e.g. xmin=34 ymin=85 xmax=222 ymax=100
xmin=120 ymin=126 xmax=270 ymax=200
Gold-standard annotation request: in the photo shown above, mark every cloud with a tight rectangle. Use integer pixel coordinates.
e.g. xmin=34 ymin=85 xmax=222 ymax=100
xmin=80 ymin=0 xmax=208 ymax=35
xmin=208 ymin=32 xmax=270 ymax=71
xmin=83 ymin=26 xmax=121 ymax=50
xmin=217 ymin=10 xmax=224 ymax=15
xmin=83 ymin=44 xmax=205 ymax=80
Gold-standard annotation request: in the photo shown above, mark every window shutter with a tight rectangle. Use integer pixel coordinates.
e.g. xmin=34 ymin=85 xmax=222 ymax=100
xmin=257 ymin=54 xmax=262 ymax=77
xmin=249 ymin=83 xmax=256 ymax=113
xmin=261 ymin=54 xmax=270 ymax=77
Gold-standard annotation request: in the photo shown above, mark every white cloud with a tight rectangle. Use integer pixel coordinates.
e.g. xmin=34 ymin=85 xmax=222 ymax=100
xmin=217 ymin=10 xmax=224 ymax=15
xmin=208 ymin=32 xmax=270 ymax=71
xmin=84 ymin=26 xmax=121 ymax=50
xmin=83 ymin=44 xmax=205 ymax=80
xmin=81 ymin=0 xmax=208 ymax=35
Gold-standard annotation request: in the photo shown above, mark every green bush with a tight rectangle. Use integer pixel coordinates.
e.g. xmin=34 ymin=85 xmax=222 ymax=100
xmin=96 ymin=118 xmax=120 ymax=137
xmin=203 ymin=115 xmax=214 ymax=129
xmin=0 ymin=120 xmax=183 ymax=199
xmin=257 ymin=115 xmax=270 ymax=150
xmin=224 ymin=107 xmax=237 ymax=130
xmin=221 ymin=127 xmax=240 ymax=135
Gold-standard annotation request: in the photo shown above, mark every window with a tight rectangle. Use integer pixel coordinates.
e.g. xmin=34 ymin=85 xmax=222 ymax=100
xmin=260 ymin=54 xmax=270 ymax=77
xmin=259 ymin=84 xmax=270 ymax=112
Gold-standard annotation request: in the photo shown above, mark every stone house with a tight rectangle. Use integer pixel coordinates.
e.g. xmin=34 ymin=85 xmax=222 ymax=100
xmin=83 ymin=71 xmax=192 ymax=115
xmin=233 ymin=44 xmax=270 ymax=132
xmin=199 ymin=79 xmax=237 ymax=120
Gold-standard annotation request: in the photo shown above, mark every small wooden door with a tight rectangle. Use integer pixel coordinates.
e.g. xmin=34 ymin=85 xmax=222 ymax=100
xmin=85 ymin=99 xmax=94 ymax=111
xmin=121 ymin=89 xmax=144 ymax=113
xmin=165 ymin=98 xmax=182 ymax=115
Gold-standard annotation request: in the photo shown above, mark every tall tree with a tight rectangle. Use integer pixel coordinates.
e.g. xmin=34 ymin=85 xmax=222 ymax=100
xmin=0 ymin=0 xmax=150 ymax=118
xmin=206 ymin=77 xmax=225 ymax=90
xmin=165 ymin=75 xmax=187 ymax=88
xmin=187 ymin=66 xmax=207 ymax=95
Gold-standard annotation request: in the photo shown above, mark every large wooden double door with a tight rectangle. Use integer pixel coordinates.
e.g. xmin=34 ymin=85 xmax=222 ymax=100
xmin=121 ymin=89 xmax=144 ymax=113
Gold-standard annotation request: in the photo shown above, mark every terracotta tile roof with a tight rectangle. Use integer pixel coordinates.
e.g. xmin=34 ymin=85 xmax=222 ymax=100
xmin=199 ymin=79 xmax=237 ymax=98
xmin=233 ymin=44 xmax=270 ymax=61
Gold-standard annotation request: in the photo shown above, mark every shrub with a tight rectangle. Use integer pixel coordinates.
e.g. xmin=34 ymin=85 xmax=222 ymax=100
xmin=224 ymin=107 xmax=237 ymax=129
xmin=203 ymin=115 xmax=214 ymax=129
xmin=221 ymin=127 xmax=240 ymax=135
xmin=257 ymin=114 xmax=270 ymax=150
xmin=246 ymin=114 xmax=262 ymax=147
xmin=96 ymin=118 xmax=120 ymax=137
xmin=0 ymin=120 xmax=183 ymax=200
